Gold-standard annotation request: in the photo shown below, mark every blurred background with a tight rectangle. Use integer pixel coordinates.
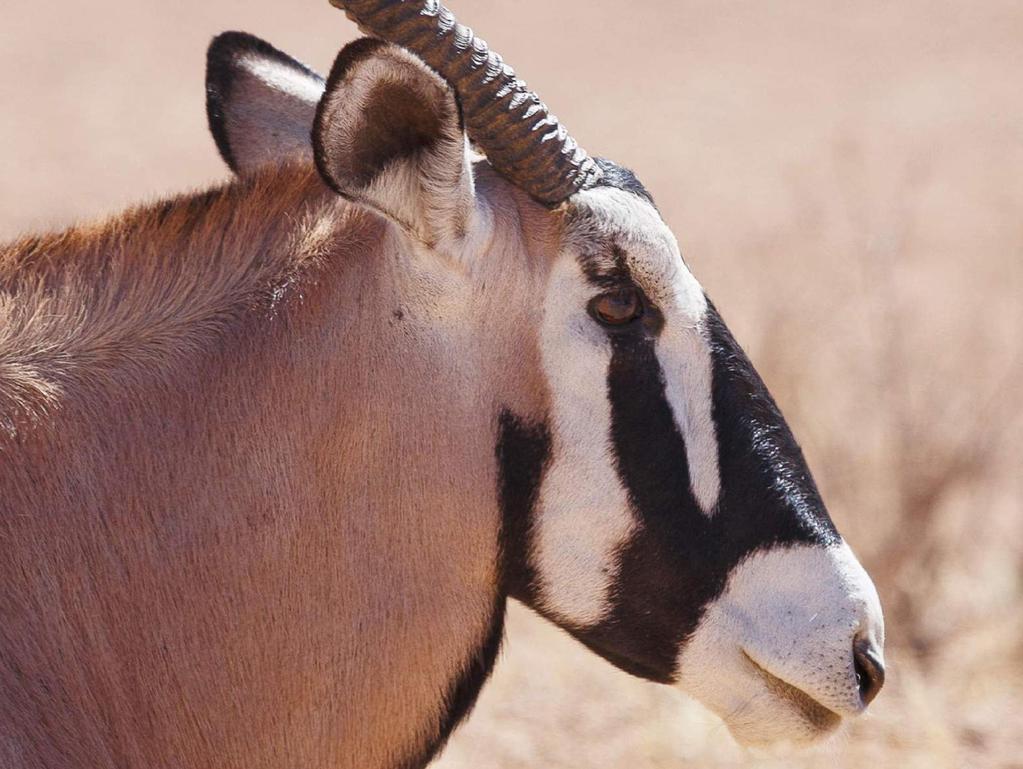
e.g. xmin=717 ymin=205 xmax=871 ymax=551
xmin=2 ymin=1 xmax=1021 ymax=766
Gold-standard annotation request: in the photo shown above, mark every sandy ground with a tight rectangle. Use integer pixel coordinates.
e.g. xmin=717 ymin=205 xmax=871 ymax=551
xmin=2 ymin=1 xmax=1022 ymax=767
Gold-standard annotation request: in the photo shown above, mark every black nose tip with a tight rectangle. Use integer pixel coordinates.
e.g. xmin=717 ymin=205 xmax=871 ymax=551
xmin=853 ymin=637 xmax=885 ymax=706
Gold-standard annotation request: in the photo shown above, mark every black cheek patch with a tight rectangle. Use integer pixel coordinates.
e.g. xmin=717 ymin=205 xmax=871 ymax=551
xmin=491 ymin=302 xmax=837 ymax=687
xmin=495 ymin=411 xmax=551 ymax=603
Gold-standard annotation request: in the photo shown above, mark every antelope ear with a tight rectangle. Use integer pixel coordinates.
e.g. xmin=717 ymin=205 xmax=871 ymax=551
xmin=313 ymin=38 xmax=474 ymax=248
xmin=206 ymin=31 xmax=325 ymax=174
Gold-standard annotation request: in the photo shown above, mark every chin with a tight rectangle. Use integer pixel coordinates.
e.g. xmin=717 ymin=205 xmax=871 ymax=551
xmin=675 ymin=642 xmax=848 ymax=751
xmin=719 ymin=693 xmax=844 ymax=749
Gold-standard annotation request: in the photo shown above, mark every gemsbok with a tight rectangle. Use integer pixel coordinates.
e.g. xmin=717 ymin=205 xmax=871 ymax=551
xmin=0 ymin=1 xmax=886 ymax=767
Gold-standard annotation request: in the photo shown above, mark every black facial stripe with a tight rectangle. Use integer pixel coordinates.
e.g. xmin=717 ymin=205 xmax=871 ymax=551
xmin=495 ymin=410 xmax=551 ymax=603
xmin=566 ymin=332 xmax=714 ymax=682
xmin=566 ymin=302 xmax=838 ymax=683
xmin=704 ymin=301 xmax=839 ymax=547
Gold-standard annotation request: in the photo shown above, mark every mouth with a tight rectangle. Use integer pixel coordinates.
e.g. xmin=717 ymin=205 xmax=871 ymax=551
xmin=741 ymin=651 xmax=842 ymax=733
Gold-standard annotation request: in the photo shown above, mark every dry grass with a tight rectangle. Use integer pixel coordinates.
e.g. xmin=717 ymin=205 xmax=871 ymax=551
xmin=2 ymin=0 xmax=1021 ymax=766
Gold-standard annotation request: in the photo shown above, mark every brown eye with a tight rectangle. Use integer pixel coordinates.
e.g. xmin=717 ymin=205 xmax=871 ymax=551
xmin=589 ymin=288 xmax=643 ymax=326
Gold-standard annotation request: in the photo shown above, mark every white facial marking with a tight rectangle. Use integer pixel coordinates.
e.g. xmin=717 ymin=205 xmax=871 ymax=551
xmin=533 ymin=185 xmax=728 ymax=625
xmin=569 ymin=186 xmax=722 ymax=516
xmin=656 ymin=296 xmax=720 ymax=515
xmin=675 ymin=543 xmax=885 ymax=746
xmin=533 ymin=253 xmax=637 ymax=627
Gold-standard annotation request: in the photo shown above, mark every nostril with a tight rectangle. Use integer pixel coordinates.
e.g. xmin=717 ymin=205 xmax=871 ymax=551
xmin=853 ymin=637 xmax=885 ymax=706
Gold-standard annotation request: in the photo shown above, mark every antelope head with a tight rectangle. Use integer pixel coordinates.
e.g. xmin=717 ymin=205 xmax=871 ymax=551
xmin=205 ymin=0 xmax=884 ymax=748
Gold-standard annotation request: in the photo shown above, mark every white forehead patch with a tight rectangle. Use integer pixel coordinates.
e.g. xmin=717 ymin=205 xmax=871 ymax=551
xmin=568 ymin=186 xmax=721 ymax=515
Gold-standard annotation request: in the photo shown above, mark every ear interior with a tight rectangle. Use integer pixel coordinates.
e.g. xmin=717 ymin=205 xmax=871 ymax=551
xmin=343 ymin=79 xmax=445 ymax=187
xmin=313 ymin=38 xmax=463 ymax=201
xmin=206 ymin=31 xmax=325 ymax=174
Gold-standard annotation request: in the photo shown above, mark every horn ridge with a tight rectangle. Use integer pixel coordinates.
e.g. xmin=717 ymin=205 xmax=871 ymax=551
xmin=329 ymin=0 xmax=602 ymax=205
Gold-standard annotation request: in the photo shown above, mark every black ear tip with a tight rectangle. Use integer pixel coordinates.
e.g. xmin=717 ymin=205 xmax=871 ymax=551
xmin=207 ymin=31 xmax=323 ymax=82
xmin=206 ymin=31 xmax=266 ymax=95
xmin=205 ymin=32 xmax=257 ymax=173
xmin=209 ymin=30 xmax=263 ymax=54
xmin=205 ymin=31 xmax=325 ymax=175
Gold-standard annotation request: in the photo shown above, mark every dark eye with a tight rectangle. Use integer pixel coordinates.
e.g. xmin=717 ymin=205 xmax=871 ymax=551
xmin=589 ymin=288 xmax=643 ymax=327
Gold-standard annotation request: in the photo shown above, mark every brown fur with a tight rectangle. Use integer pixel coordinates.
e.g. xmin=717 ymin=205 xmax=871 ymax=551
xmin=0 ymin=160 xmax=558 ymax=769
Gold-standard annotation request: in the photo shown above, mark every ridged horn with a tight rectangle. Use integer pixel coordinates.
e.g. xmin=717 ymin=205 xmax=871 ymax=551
xmin=328 ymin=0 xmax=603 ymax=205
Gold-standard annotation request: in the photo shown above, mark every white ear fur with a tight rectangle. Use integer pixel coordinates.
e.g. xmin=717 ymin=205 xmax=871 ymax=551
xmin=312 ymin=38 xmax=475 ymax=249
xmin=206 ymin=31 xmax=325 ymax=174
